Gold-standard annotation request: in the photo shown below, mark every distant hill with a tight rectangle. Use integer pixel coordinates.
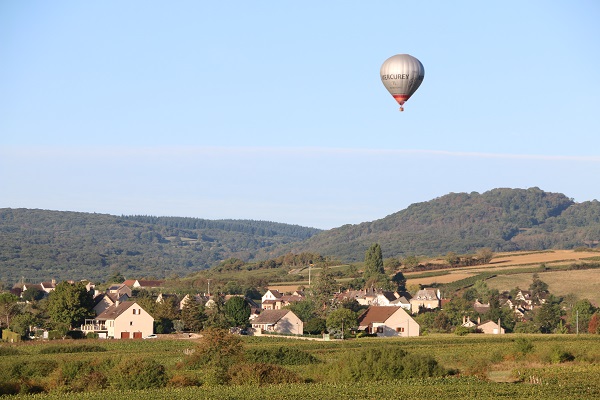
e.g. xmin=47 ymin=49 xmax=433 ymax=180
xmin=2 ymin=188 xmax=599 ymax=284
xmin=282 ymin=187 xmax=600 ymax=261
xmin=0 ymin=209 xmax=321 ymax=284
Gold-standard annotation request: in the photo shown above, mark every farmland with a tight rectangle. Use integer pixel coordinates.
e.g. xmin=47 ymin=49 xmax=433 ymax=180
xmin=3 ymin=333 xmax=600 ymax=399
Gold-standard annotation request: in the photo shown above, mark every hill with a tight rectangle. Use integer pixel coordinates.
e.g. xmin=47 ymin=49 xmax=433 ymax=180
xmin=283 ymin=187 xmax=600 ymax=261
xmin=2 ymin=187 xmax=599 ymax=284
xmin=0 ymin=209 xmax=321 ymax=284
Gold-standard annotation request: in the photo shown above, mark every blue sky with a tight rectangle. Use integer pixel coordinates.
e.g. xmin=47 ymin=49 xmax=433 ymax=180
xmin=1 ymin=1 xmax=599 ymax=229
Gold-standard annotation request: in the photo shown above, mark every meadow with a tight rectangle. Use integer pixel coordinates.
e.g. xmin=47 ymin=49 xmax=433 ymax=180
xmin=3 ymin=333 xmax=600 ymax=399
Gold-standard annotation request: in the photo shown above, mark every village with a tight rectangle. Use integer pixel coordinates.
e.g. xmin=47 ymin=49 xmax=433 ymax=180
xmin=3 ymin=268 xmax=582 ymax=342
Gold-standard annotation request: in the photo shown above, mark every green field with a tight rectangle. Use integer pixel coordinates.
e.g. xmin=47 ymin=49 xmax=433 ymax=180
xmin=3 ymin=334 xmax=600 ymax=399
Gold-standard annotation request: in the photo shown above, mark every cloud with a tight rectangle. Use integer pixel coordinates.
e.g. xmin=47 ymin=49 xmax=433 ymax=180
xmin=2 ymin=145 xmax=599 ymax=163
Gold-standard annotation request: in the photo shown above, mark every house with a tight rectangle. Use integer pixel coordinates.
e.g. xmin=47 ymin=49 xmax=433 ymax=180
xmin=81 ymin=301 xmax=154 ymax=339
xmin=410 ymin=288 xmax=441 ymax=313
xmin=461 ymin=316 xmax=477 ymax=328
xmin=357 ymin=306 xmax=420 ymax=337
xmin=40 ymin=280 xmax=57 ymax=293
xmin=473 ymin=299 xmax=491 ymax=314
xmin=92 ymin=292 xmax=129 ymax=316
xmin=261 ymin=289 xmax=304 ymax=310
xmin=107 ymin=283 xmax=132 ymax=298
xmin=477 ymin=319 xmax=505 ymax=334
xmin=251 ymin=309 xmax=303 ymax=335
xmin=372 ymin=291 xmax=412 ymax=310
xmin=334 ymin=288 xmax=378 ymax=306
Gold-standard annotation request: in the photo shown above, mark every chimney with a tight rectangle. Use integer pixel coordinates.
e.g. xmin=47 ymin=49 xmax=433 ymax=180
xmin=115 ymin=300 xmax=120 ymax=307
xmin=51 ymin=278 xmax=56 ymax=284
xmin=477 ymin=316 xmax=481 ymax=325
xmin=462 ymin=315 xmax=466 ymax=324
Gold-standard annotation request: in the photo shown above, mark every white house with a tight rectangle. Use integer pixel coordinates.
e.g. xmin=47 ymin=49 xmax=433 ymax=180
xmin=81 ymin=301 xmax=154 ymax=339
xmin=251 ymin=309 xmax=303 ymax=335
xmin=357 ymin=306 xmax=420 ymax=337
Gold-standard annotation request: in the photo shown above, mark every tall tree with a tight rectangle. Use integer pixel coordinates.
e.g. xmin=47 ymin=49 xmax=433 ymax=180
xmin=46 ymin=281 xmax=95 ymax=329
xmin=326 ymin=308 xmax=357 ymax=339
xmin=0 ymin=293 xmax=21 ymax=329
xmin=181 ymin=300 xmax=206 ymax=332
xmin=364 ymin=243 xmax=384 ymax=280
xmin=225 ymin=296 xmax=251 ymax=327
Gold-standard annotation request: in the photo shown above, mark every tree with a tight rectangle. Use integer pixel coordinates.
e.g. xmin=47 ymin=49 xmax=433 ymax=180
xmin=46 ymin=281 xmax=95 ymax=329
xmin=529 ymin=274 xmax=549 ymax=302
xmin=403 ymin=255 xmax=421 ymax=269
xmin=225 ymin=296 xmax=251 ymax=327
xmin=204 ymin=296 xmax=229 ymax=329
xmin=383 ymin=257 xmax=402 ymax=274
xmin=181 ymin=300 xmax=206 ymax=332
xmin=326 ymin=308 xmax=357 ymax=339
xmin=0 ymin=293 xmax=21 ymax=329
xmin=569 ymin=299 xmax=596 ymax=334
xmin=391 ymin=272 xmax=407 ymax=292
xmin=22 ymin=287 xmax=45 ymax=302
xmin=476 ymin=248 xmax=494 ymax=264
xmin=445 ymin=252 xmax=460 ymax=267
xmin=311 ymin=266 xmax=337 ymax=309
xmin=533 ymin=302 xmax=563 ymax=333
xmin=286 ymin=299 xmax=318 ymax=322
xmin=364 ymin=243 xmax=384 ymax=280
xmin=589 ymin=313 xmax=600 ymax=334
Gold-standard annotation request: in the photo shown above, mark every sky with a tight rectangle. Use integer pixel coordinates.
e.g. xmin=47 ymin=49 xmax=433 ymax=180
xmin=1 ymin=1 xmax=599 ymax=229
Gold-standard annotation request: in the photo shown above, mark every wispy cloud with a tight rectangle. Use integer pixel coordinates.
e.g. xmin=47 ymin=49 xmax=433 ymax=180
xmin=2 ymin=145 xmax=599 ymax=163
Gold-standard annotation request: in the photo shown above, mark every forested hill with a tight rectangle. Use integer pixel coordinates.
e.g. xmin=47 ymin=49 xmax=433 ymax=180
xmin=2 ymin=188 xmax=600 ymax=284
xmin=283 ymin=187 xmax=600 ymax=261
xmin=0 ymin=209 xmax=321 ymax=284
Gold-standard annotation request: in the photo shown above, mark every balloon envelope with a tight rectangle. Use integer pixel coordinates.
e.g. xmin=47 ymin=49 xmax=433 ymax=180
xmin=380 ymin=54 xmax=424 ymax=111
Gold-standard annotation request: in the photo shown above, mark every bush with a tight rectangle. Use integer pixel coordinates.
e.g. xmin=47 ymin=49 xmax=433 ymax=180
xmin=110 ymin=358 xmax=168 ymax=390
xmin=513 ymin=337 xmax=534 ymax=356
xmin=246 ymin=346 xmax=319 ymax=365
xmin=333 ymin=346 xmax=447 ymax=382
xmin=228 ymin=363 xmax=302 ymax=385
xmin=454 ymin=326 xmax=474 ymax=336
xmin=548 ymin=347 xmax=575 ymax=364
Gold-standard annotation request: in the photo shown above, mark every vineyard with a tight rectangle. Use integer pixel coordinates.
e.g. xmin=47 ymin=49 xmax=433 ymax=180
xmin=2 ymin=334 xmax=600 ymax=399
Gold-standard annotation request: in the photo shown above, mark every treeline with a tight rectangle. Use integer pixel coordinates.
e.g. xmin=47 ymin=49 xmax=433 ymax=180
xmin=213 ymin=252 xmax=338 ymax=273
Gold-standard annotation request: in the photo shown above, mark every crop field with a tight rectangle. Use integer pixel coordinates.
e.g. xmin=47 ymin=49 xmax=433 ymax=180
xmin=3 ymin=334 xmax=600 ymax=399
xmin=486 ymin=269 xmax=600 ymax=305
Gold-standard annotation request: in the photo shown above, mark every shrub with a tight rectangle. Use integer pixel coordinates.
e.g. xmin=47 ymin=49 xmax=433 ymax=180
xmin=513 ymin=337 xmax=534 ymax=356
xmin=333 ymin=346 xmax=447 ymax=382
xmin=548 ymin=347 xmax=575 ymax=364
xmin=245 ymin=346 xmax=319 ymax=365
xmin=228 ymin=363 xmax=302 ymax=385
xmin=110 ymin=358 xmax=168 ymax=390
xmin=184 ymin=328 xmax=244 ymax=370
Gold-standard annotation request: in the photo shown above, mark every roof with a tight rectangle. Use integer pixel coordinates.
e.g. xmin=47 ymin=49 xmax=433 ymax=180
xmin=414 ymin=288 xmax=439 ymax=300
xmin=96 ymin=301 xmax=140 ymax=320
xmin=251 ymin=309 xmax=291 ymax=325
xmin=357 ymin=306 xmax=407 ymax=326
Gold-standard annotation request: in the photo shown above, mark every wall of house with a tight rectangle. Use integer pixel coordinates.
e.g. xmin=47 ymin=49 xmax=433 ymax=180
xmin=276 ymin=313 xmax=303 ymax=335
xmin=375 ymin=309 xmax=420 ymax=337
xmin=410 ymin=299 xmax=440 ymax=314
xmin=113 ymin=304 xmax=154 ymax=339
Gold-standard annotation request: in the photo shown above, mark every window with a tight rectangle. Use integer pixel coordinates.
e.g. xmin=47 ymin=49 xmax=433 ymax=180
xmin=396 ymin=327 xmax=405 ymax=333
xmin=376 ymin=326 xmax=383 ymax=333
xmin=130 ymin=321 xmax=133 ymax=326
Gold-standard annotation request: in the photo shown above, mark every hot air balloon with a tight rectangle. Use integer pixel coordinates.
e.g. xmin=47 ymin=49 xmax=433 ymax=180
xmin=380 ymin=54 xmax=424 ymax=111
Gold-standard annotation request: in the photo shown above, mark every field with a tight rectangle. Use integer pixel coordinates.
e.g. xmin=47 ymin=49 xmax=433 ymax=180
xmin=3 ymin=334 xmax=600 ymax=399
